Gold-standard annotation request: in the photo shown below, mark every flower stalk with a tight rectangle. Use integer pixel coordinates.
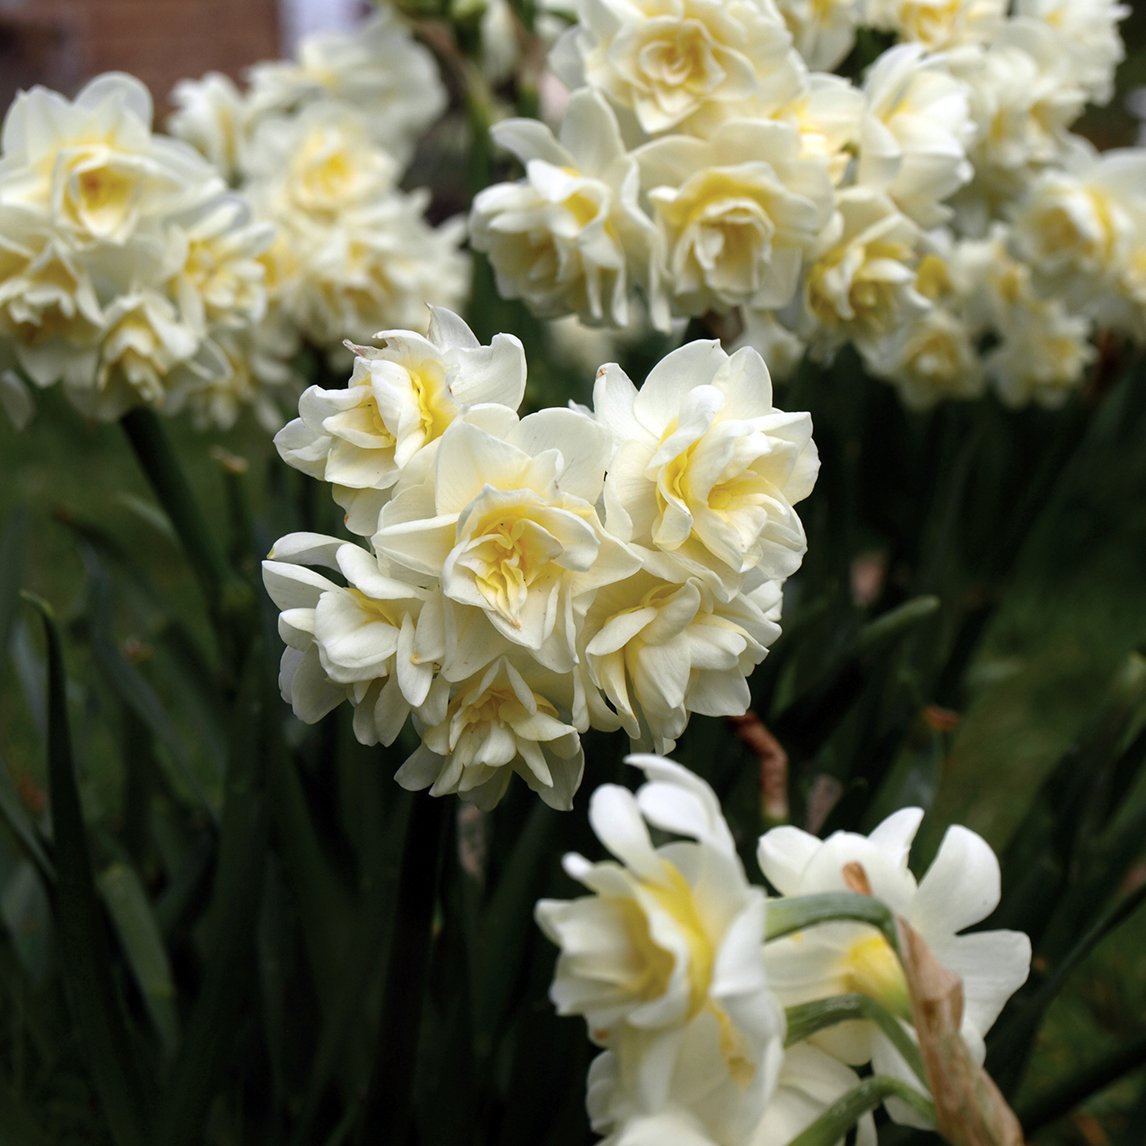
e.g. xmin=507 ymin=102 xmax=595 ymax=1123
xmin=786 ymin=1076 xmax=937 ymax=1145
xmin=784 ymin=994 xmax=929 ymax=1087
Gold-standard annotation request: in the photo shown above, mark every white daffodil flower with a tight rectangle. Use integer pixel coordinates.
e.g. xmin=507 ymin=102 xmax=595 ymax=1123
xmin=865 ymin=0 xmax=1004 ymax=49
xmin=864 ymin=303 xmax=985 ymax=409
xmin=951 ymin=24 xmax=1088 ymax=217
xmin=538 ymin=755 xmax=785 ymax=1140
xmin=274 ymin=308 xmax=525 ymax=535
xmin=262 ymin=533 xmax=436 ymax=748
xmin=396 ymin=654 xmax=586 ymax=811
xmin=167 ymin=71 xmax=252 ymax=182
xmin=0 ymin=72 xmax=273 ymax=426
xmin=757 ymin=808 xmax=1031 ymax=1126
xmin=245 ymin=8 xmax=446 ymax=168
xmin=0 ymin=74 xmax=215 ymax=244
xmin=776 ymin=0 xmax=865 ymax=72
xmin=799 ymin=187 xmax=929 ymax=360
xmin=1010 ymin=144 xmax=1146 ymax=335
xmin=374 ymin=408 xmax=639 ymax=674
xmin=637 ymin=120 xmax=834 ymax=316
xmin=1013 ymin=0 xmax=1128 ymax=106
xmin=594 ymin=339 xmax=818 ymax=590
xmin=550 ymin=0 xmax=802 ymax=136
xmin=857 ymin=44 xmax=974 ymax=228
xmin=471 ymin=89 xmax=666 ymax=330
xmin=583 ymin=563 xmax=782 ymax=752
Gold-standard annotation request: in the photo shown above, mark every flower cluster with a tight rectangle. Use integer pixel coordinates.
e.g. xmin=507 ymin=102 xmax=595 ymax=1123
xmin=0 ymin=73 xmax=271 ymax=426
xmin=471 ymin=0 xmax=1142 ymax=408
xmin=168 ymin=7 xmax=469 ymax=382
xmin=538 ymin=754 xmax=1032 ymax=1144
xmin=263 ymin=311 xmax=817 ymax=810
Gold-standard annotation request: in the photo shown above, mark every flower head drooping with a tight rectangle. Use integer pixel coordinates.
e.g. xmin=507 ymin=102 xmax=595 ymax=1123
xmin=758 ymin=808 xmax=1031 ymax=1125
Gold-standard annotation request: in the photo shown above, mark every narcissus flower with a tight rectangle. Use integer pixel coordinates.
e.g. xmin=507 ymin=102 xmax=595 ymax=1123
xmin=757 ymin=808 xmax=1031 ymax=1124
xmin=470 ymin=90 xmax=666 ymax=329
xmin=594 ymin=339 xmax=819 ymax=590
xmin=0 ymin=72 xmax=272 ymax=424
xmin=550 ymin=0 xmax=801 ymax=136
xmin=274 ymin=308 xmax=526 ymax=535
xmin=537 ymin=755 xmax=785 ymax=1135
xmin=582 ymin=567 xmax=782 ymax=752
xmin=637 ymin=120 xmax=834 ymax=315
xmin=374 ymin=407 xmax=639 ymax=672
xmin=397 ymin=655 xmax=587 ymax=811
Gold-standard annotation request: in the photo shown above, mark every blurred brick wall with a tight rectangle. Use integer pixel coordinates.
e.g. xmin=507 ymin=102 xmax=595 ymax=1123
xmin=0 ymin=0 xmax=280 ymax=113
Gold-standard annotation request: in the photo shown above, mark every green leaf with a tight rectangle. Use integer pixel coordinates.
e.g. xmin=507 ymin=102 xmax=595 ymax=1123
xmin=23 ymin=592 xmax=151 ymax=1146
xmin=1018 ymin=1028 xmax=1146 ymax=1135
xmin=287 ymin=787 xmax=412 ymax=1146
xmin=80 ymin=549 xmax=221 ymax=816
xmin=0 ymin=507 xmax=26 ymax=668
xmin=0 ymin=1071 xmax=53 ymax=1146
xmin=151 ymin=644 xmax=269 ymax=1146
xmin=265 ymin=720 xmax=358 ymax=1021
xmin=359 ymin=793 xmax=450 ymax=1143
xmin=473 ymin=800 xmax=564 ymax=1055
xmin=770 ymin=596 xmax=940 ymax=760
xmin=0 ymin=855 xmax=53 ymax=988
xmin=0 ymin=748 xmax=54 ymax=887
xmin=97 ymin=862 xmax=181 ymax=1061
xmin=119 ymin=407 xmax=254 ymax=676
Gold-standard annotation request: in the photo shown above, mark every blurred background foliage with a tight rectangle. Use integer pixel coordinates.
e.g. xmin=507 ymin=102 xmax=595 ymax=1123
xmin=0 ymin=5 xmax=1145 ymax=1146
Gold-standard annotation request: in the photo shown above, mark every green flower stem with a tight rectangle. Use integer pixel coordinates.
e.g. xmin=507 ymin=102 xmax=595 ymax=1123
xmin=119 ymin=408 xmax=253 ymax=665
xmin=765 ymin=891 xmax=901 ymax=955
xmin=785 ymin=1075 xmax=936 ymax=1146
xmin=360 ymin=793 xmax=450 ymax=1142
xmin=785 ymin=994 xmax=928 ymax=1087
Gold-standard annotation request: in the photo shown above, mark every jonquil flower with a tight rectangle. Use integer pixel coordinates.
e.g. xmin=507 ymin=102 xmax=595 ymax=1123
xmin=757 ymin=808 xmax=1031 ymax=1125
xmin=374 ymin=407 xmax=639 ymax=674
xmin=594 ymin=339 xmax=819 ymax=590
xmin=637 ymin=120 xmax=834 ymax=315
xmin=470 ymin=90 xmax=666 ymax=330
xmin=550 ymin=0 xmax=801 ymax=136
xmin=274 ymin=308 xmax=526 ymax=535
xmin=537 ymin=755 xmax=785 ymax=1136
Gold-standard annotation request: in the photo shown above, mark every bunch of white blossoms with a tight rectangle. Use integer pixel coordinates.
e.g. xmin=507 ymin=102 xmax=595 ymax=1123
xmin=0 ymin=72 xmax=272 ymax=427
xmin=537 ymin=754 xmax=1032 ymax=1145
xmin=470 ymin=0 xmax=1144 ymax=409
xmin=167 ymin=6 xmax=469 ymax=376
xmin=263 ymin=310 xmax=818 ymax=810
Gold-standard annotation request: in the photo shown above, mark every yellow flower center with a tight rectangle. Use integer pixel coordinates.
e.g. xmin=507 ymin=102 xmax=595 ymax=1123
xmin=67 ymin=158 xmax=137 ymax=237
xmin=606 ymin=862 xmax=716 ymax=1015
xmin=409 ymin=363 xmax=454 ymax=444
xmin=842 ymin=932 xmax=911 ymax=1019
xmin=349 ymin=588 xmax=403 ymax=626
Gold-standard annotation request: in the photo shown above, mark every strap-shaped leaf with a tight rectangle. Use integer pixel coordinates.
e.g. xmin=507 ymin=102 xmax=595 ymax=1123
xmin=98 ymin=862 xmax=181 ymax=1061
xmin=24 ymin=593 xmax=151 ymax=1146
xmin=151 ymin=643 xmax=269 ymax=1146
